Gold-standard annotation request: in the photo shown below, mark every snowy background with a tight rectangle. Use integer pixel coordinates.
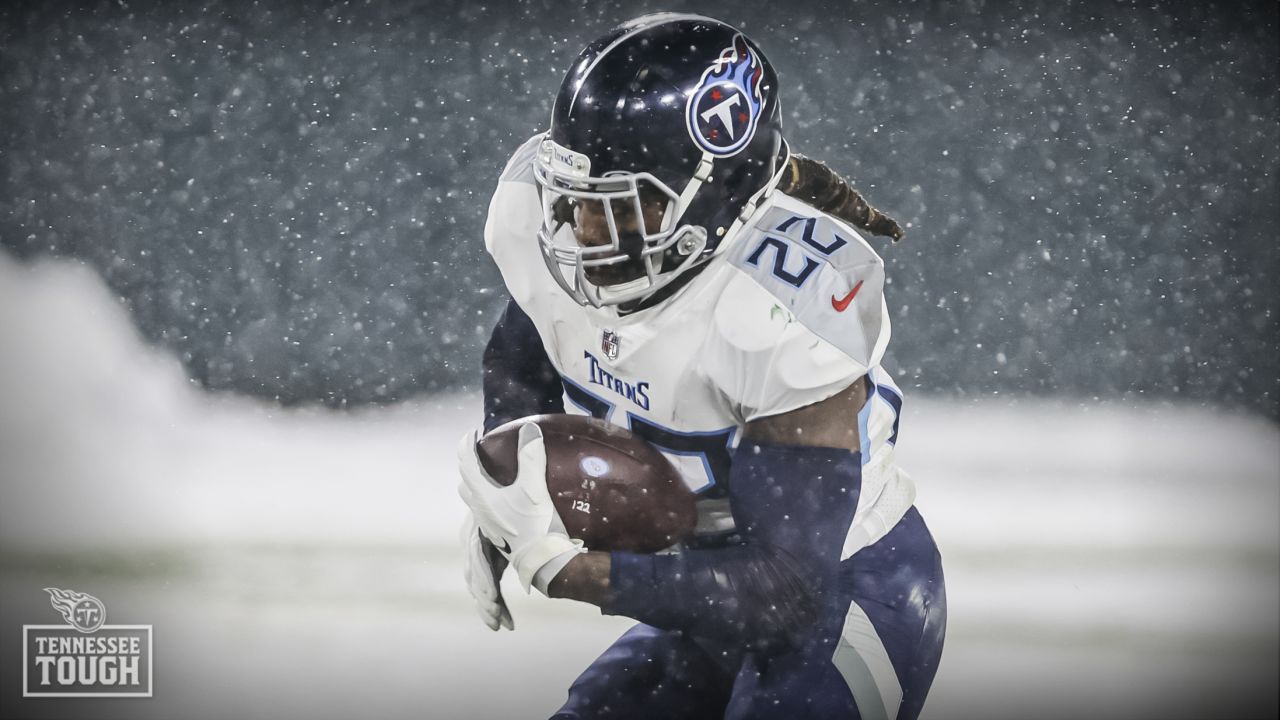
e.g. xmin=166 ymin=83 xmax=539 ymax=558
xmin=2 ymin=0 xmax=1275 ymax=412
xmin=1 ymin=1 xmax=1277 ymax=719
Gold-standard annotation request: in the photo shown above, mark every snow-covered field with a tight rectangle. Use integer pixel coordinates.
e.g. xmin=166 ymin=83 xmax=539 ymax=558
xmin=1 ymin=255 xmax=1276 ymax=720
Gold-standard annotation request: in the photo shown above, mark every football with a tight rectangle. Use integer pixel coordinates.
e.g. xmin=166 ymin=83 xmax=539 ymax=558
xmin=476 ymin=414 xmax=697 ymax=553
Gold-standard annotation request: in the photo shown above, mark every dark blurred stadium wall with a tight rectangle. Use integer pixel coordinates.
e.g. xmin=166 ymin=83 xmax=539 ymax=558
xmin=1 ymin=0 xmax=1276 ymax=415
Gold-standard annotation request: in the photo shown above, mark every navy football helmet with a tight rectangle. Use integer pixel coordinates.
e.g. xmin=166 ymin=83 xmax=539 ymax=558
xmin=535 ymin=13 xmax=789 ymax=307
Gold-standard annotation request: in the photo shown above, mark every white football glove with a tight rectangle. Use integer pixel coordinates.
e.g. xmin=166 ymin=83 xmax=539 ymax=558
xmin=460 ymin=510 xmax=513 ymax=631
xmin=456 ymin=422 xmax=582 ymax=593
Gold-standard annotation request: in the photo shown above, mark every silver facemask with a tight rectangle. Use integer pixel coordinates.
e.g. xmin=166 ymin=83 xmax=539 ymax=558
xmin=533 ymin=137 xmax=709 ymax=308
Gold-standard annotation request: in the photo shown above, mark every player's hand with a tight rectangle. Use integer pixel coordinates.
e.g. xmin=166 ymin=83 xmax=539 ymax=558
xmin=460 ymin=510 xmax=514 ymax=631
xmin=456 ymin=423 xmax=582 ymax=592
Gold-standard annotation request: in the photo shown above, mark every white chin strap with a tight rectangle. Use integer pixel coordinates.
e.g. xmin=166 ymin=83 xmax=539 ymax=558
xmin=670 ymin=152 xmax=716 ymax=228
xmin=592 ymin=275 xmax=652 ymax=303
xmin=713 ymin=141 xmax=791 ymax=257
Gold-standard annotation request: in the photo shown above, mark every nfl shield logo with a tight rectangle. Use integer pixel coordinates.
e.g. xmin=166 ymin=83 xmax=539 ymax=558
xmin=601 ymin=330 xmax=620 ymax=361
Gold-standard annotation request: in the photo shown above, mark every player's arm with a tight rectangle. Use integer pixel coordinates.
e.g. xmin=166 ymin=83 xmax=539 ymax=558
xmin=549 ymin=379 xmax=867 ymax=650
xmin=462 ymin=297 xmax=567 ymax=631
xmin=481 ymin=298 xmax=564 ymax=432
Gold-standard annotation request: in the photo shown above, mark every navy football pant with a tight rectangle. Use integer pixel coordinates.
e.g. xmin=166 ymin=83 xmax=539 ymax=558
xmin=552 ymin=507 xmax=946 ymax=720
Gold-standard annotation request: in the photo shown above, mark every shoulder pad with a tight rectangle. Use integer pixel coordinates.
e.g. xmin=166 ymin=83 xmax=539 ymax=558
xmin=484 ymin=134 xmax=547 ymax=303
xmin=497 ymin=133 xmax=542 ymax=185
xmin=718 ymin=193 xmax=890 ymax=370
xmin=699 ymin=268 xmax=867 ymax=422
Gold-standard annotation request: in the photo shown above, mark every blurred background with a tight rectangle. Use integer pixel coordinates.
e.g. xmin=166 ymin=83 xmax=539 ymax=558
xmin=3 ymin=0 xmax=1275 ymax=413
xmin=1 ymin=1 xmax=1276 ymax=719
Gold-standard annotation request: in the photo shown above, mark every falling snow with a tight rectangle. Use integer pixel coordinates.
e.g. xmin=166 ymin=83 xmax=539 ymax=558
xmin=2 ymin=2 xmax=1276 ymax=415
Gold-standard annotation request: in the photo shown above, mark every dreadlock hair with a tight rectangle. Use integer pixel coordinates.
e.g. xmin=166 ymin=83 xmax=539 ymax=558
xmin=778 ymin=154 xmax=905 ymax=242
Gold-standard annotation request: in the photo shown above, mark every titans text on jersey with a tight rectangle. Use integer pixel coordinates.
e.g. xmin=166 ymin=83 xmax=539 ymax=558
xmin=582 ymin=350 xmax=651 ymax=411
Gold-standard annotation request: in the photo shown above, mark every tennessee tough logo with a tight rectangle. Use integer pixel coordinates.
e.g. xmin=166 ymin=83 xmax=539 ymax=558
xmin=24 ymin=588 xmax=153 ymax=697
xmin=685 ymin=34 xmax=765 ymax=157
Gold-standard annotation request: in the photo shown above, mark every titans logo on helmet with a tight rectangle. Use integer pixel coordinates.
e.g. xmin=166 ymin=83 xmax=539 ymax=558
xmin=685 ymin=35 xmax=765 ymax=157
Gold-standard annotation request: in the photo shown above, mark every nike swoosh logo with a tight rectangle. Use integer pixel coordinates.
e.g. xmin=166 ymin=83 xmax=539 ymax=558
xmin=831 ymin=280 xmax=864 ymax=312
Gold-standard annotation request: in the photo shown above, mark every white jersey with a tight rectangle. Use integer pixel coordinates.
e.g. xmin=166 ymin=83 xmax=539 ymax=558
xmin=485 ymin=135 xmax=915 ymax=557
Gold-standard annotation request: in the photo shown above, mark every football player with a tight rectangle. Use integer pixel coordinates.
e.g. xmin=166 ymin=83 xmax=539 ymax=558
xmin=456 ymin=13 xmax=946 ymax=720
